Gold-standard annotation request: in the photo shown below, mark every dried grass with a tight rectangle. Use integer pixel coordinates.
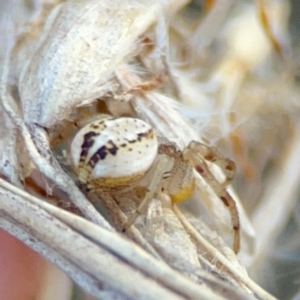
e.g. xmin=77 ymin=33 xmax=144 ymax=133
xmin=0 ymin=0 xmax=299 ymax=299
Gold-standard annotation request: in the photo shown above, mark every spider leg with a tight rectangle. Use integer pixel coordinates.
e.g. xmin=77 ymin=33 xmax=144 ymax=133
xmin=188 ymin=141 xmax=236 ymax=186
xmin=183 ymin=141 xmax=240 ymax=253
xmin=123 ymin=154 xmax=173 ymax=230
xmin=123 ymin=75 xmax=163 ymax=94
xmin=49 ymin=122 xmax=78 ymax=149
xmin=49 ymin=106 xmax=99 ymax=149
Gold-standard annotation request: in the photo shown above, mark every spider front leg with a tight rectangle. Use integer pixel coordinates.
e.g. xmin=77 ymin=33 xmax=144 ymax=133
xmin=183 ymin=141 xmax=240 ymax=254
xmin=49 ymin=106 xmax=103 ymax=149
xmin=191 ymin=141 xmax=236 ymax=186
xmin=123 ymin=154 xmax=173 ymax=230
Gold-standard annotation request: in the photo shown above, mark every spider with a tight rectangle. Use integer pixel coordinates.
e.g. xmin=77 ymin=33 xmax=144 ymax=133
xmin=69 ymin=114 xmax=240 ymax=253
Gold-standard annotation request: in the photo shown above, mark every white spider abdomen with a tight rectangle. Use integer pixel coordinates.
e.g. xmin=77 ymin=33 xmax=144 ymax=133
xmin=70 ymin=115 xmax=158 ymax=189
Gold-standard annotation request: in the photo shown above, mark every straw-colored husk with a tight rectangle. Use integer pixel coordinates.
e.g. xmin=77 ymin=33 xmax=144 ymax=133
xmin=0 ymin=1 xmax=299 ymax=299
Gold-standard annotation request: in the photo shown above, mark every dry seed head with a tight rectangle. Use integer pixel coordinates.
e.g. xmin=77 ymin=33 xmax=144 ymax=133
xmin=70 ymin=115 xmax=158 ymax=188
xmin=19 ymin=1 xmax=152 ymax=128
